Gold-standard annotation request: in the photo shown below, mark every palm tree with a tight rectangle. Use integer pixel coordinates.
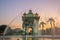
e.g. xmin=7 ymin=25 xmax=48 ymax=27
xmin=47 ymin=17 xmax=55 ymax=34
xmin=40 ymin=21 xmax=46 ymax=40
xmin=40 ymin=21 xmax=46 ymax=35
xmin=47 ymin=17 xmax=55 ymax=40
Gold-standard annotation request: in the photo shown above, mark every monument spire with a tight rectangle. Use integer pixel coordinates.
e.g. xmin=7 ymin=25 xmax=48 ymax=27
xmin=28 ymin=10 xmax=33 ymax=14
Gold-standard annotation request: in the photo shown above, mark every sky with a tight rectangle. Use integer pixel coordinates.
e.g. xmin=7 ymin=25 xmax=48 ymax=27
xmin=0 ymin=0 xmax=60 ymax=29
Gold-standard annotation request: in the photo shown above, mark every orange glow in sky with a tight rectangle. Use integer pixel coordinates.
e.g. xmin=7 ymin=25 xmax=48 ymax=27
xmin=0 ymin=0 xmax=60 ymax=29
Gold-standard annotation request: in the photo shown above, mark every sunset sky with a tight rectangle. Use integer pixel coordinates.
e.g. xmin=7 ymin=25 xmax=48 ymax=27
xmin=0 ymin=0 xmax=60 ymax=29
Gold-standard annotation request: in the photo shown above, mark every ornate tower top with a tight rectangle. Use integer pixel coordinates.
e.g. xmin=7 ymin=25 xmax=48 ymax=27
xmin=28 ymin=10 xmax=33 ymax=14
xmin=22 ymin=10 xmax=40 ymax=18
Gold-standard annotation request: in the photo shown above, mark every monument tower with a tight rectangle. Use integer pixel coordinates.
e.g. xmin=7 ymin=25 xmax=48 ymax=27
xmin=22 ymin=10 xmax=40 ymax=40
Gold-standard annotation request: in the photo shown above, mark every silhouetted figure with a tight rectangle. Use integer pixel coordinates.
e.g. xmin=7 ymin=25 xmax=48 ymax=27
xmin=17 ymin=38 xmax=19 ymax=40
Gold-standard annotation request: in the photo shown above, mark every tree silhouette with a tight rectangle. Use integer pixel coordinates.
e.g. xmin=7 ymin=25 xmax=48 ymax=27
xmin=47 ymin=17 xmax=55 ymax=28
xmin=0 ymin=25 xmax=7 ymax=35
xmin=40 ymin=21 xmax=46 ymax=35
xmin=47 ymin=17 xmax=55 ymax=34
xmin=40 ymin=21 xmax=46 ymax=40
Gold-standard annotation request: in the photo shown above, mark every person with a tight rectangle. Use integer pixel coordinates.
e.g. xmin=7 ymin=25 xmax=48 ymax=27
xmin=17 ymin=38 xmax=19 ymax=40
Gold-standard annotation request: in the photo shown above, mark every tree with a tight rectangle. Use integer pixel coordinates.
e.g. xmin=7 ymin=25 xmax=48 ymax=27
xmin=0 ymin=25 xmax=7 ymax=35
xmin=47 ymin=17 xmax=55 ymax=35
xmin=40 ymin=21 xmax=46 ymax=35
xmin=40 ymin=21 xmax=46 ymax=40
xmin=0 ymin=25 xmax=12 ymax=36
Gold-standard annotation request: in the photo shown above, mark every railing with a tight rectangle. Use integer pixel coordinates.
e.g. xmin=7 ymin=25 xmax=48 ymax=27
xmin=0 ymin=35 xmax=60 ymax=38
xmin=0 ymin=35 xmax=60 ymax=40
